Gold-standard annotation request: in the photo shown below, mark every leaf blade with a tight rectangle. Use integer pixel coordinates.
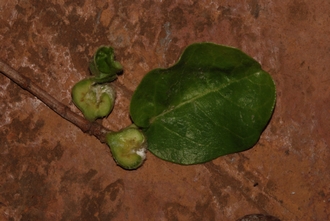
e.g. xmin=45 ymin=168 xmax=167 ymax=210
xmin=130 ymin=43 xmax=276 ymax=164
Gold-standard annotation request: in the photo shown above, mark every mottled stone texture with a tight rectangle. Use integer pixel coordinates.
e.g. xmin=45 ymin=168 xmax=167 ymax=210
xmin=0 ymin=0 xmax=329 ymax=220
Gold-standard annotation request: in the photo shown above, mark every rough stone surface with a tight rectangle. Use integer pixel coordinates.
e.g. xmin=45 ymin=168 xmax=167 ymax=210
xmin=0 ymin=0 xmax=329 ymax=220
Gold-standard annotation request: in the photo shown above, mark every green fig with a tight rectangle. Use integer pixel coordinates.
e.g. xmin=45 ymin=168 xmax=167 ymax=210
xmin=72 ymin=79 xmax=115 ymax=121
xmin=106 ymin=125 xmax=147 ymax=170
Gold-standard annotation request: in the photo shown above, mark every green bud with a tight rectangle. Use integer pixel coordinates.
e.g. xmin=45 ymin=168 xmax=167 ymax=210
xmin=72 ymin=79 xmax=115 ymax=121
xmin=106 ymin=125 xmax=147 ymax=170
xmin=89 ymin=46 xmax=123 ymax=83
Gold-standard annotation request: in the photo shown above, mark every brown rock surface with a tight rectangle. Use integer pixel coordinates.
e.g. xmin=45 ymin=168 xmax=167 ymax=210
xmin=0 ymin=0 xmax=329 ymax=220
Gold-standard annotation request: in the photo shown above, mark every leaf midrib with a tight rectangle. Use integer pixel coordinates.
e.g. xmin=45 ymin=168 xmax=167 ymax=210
xmin=151 ymin=71 xmax=262 ymax=123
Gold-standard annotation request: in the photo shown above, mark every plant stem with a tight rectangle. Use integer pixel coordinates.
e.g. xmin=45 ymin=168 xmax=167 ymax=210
xmin=0 ymin=59 xmax=111 ymax=143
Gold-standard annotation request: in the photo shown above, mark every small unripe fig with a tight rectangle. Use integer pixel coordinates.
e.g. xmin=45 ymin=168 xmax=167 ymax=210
xmin=106 ymin=125 xmax=147 ymax=170
xmin=72 ymin=79 xmax=115 ymax=121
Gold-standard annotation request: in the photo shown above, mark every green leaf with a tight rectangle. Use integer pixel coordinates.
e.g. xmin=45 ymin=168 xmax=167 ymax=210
xmin=130 ymin=43 xmax=276 ymax=165
xmin=72 ymin=79 xmax=115 ymax=121
xmin=89 ymin=46 xmax=123 ymax=83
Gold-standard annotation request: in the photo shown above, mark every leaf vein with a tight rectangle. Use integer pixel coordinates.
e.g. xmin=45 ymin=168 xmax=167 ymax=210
xmin=158 ymin=122 xmax=204 ymax=146
xmin=156 ymin=72 xmax=256 ymax=119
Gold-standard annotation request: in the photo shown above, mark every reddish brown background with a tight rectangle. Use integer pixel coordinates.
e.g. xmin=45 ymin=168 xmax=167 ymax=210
xmin=0 ymin=0 xmax=329 ymax=220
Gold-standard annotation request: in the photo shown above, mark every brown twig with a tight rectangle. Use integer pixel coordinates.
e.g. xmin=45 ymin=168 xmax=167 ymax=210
xmin=0 ymin=59 xmax=111 ymax=143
